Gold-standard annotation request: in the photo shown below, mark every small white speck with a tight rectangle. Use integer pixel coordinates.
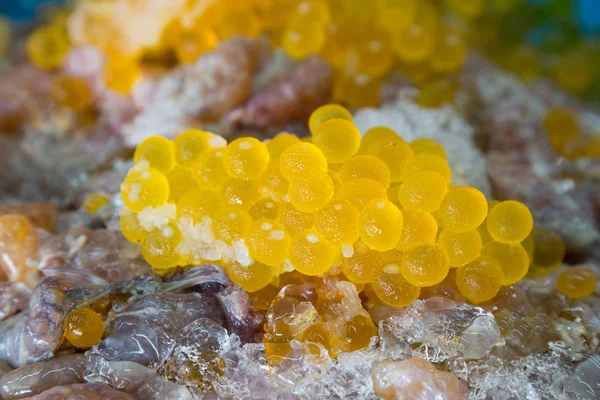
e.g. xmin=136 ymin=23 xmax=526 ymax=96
xmin=283 ymin=194 xmax=290 ymax=203
xmin=383 ymin=263 xmax=401 ymax=274
xmin=341 ymin=244 xmax=354 ymax=258
xmin=239 ymin=140 xmax=253 ymax=150
xmin=266 ymin=202 xmax=274 ymax=209
xmin=141 ymin=171 xmax=151 ymax=179
xmin=333 ymin=204 xmax=343 ymax=211
xmin=377 ymin=201 xmax=386 ymax=209
xmin=208 ymin=135 xmax=227 ymax=148
xmin=261 ymin=222 xmax=273 ymax=230
xmin=215 ymin=151 xmax=223 ymax=158
xmin=229 ymin=213 xmax=237 ymax=218
xmin=306 ymin=233 xmax=319 ymax=244
xmin=269 ymin=230 xmax=285 ymax=241
xmin=162 ymin=226 xmax=174 ymax=238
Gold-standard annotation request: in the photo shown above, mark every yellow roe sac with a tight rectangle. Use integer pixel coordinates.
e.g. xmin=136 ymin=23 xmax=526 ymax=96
xmin=339 ymin=178 xmax=388 ymax=210
xmin=133 ymin=136 xmax=176 ymax=175
xmin=120 ymin=168 xmax=169 ymax=213
xmin=280 ymin=143 xmax=329 ymax=181
xmin=276 ymin=203 xmax=315 ymax=236
xmin=213 ymin=209 xmax=253 ymax=244
xmin=120 ymin=208 xmax=148 ymax=244
xmin=167 ymin=167 xmax=198 ymax=203
xmin=437 ymin=229 xmax=482 ymax=267
xmin=220 ymin=179 xmax=260 ymax=210
xmin=409 ymin=138 xmax=447 ymax=160
xmin=50 ymin=75 xmax=91 ymax=111
xmin=226 ymin=262 xmax=276 ymax=293
xmin=358 ymin=199 xmax=403 ymax=251
xmin=178 ymin=189 xmax=223 ymax=220
xmin=312 ymin=119 xmax=361 ymax=163
xmin=223 ymin=137 xmax=270 ymax=180
xmin=27 ymin=25 xmax=70 ymax=69
xmin=141 ymin=223 xmax=182 ymax=270
xmin=393 ymin=2 xmax=437 ymax=63
xmin=288 ymin=170 xmax=334 ymax=213
xmin=366 ymin=138 xmax=414 ymax=183
xmin=309 ymin=104 xmax=353 ymax=135
xmin=556 ymin=267 xmax=597 ymax=299
xmin=194 ymin=149 xmax=228 ymax=190
xmin=436 ymin=186 xmax=488 ymax=232
xmin=245 ymin=219 xmax=291 ymax=266
xmin=530 ymin=228 xmax=565 ymax=272
xmin=314 ymin=199 xmax=360 ymax=245
xmin=173 ymin=129 xmax=209 ymax=167
xmin=267 ymin=133 xmax=300 ymax=159
xmin=482 ymin=241 xmax=529 ymax=286
xmin=486 ymin=200 xmax=533 ymax=244
xmin=341 ymin=240 xmax=380 ymax=284
xmin=282 ymin=19 xmax=326 ymax=59
xmin=398 ymin=171 xmax=448 ymax=213
xmin=289 ymin=230 xmax=336 ymax=276
xmin=431 ymin=24 xmax=467 ymax=73
xmin=373 ymin=262 xmax=421 ymax=307
xmin=64 ymin=307 xmax=105 ymax=349
xmin=359 ymin=126 xmax=401 ymax=154
xmin=455 ymin=256 xmax=503 ymax=303
xmin=339 ymin=155 xmax=391 ymax=188
xmin=401 ymin=153 xmax=451 ymax=181
xmin=396 ymin=209 xmax=438 ymax=251
xmin=249 ymin=199 xmax=279 ymax=220
xmin=400 ymin=243 xmax=449 ymax=287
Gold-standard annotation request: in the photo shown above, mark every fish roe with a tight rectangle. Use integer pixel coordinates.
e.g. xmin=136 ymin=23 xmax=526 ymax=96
xmin=249 ymin=199 xmax=279 ymax=220
xmin=258 ymin=162 xmax=289 ymax=200
xmin=119 ymin=208 xmax=148 ymax=244
xmin=401 ymin=153 xmax=451 ymax=182
xmin=556 ymin=267 xmax=597 ymax=299
xmin=220 ymin=179 xmax=260 ymax=210
xmin=280 ymin=143 xmax=329 ymax=181
xmin=227 ymin=262 xmax=276 ymax=293
xmin=530 ymin=228 xmax=565 ymax=273
xmin=366 ymin=138 xmax=414 ymax=183
xmin=83 ymin=192 xmax=109 ymax=214
xmin=339 ymin=178 xmax=388 ymax=210
xmin=282 ymin=19 xmax=327 ymax=59
xmin=396 ymin=209 xmax=438 ymax=251
xmin=339 ymin=155 xmax=391 ymax=188
xmin=223 ymin=138 xmax=270 ymax=180
xmin=409 ymin=138 xmax=447 ymax=160
xmin=194 ymin=149 xmax=228 ymax=190
xmin=64 ymin=307 xmax=105 ymax=349
xmin=167 ymin=167 xmax=198 ymax=203
xmin=288 ymin=170 xmax=334 ymax=213
xmin=482 ymin=241 xmax=529 ymax=285
xmin=358 ymin=199 xmax=403 ymax=251
xmin=213 ymin=209 xmax=252 ymax=244
xmin=245 ymin=219 xmax=290 ymax=266
xmin=359 ymin=126 xmax=400 ymax=154
xmin=178 ymin=188 xmax=223 ymax=221
xmin=401 ymin=243 xmax=449 ymax=287
xmin=341 ymin=240 xmax=380 ymax=284
xmin=276 ymin=203 xmax=315 ymax=236
xmin=398 ymin=171 xmax=448 ymax=213
xmin=308 ymin=104 xmax=353 ymax=134
xmin=120 ymin=168 xmax=169 ymax=213
xmin=314 ymin=199 xmax=360 ymax=245
xmin=267 ymin=133 xmax=300 ymax=159
xmin=133 ymin=136 xmax=175 ymax=175
xmin=173 ymin=129 xmax=209 ymax=167
xmin=312 ymin=119 xmax=361 ymax=163
xmin=289 ymin=230 xmax=336 ymax=276
xmin=486 ymin=200 xmax=534 ymax=244
xmin=437 ymin=229 xmax=482 ymax=267
xmin=141 ymin=223 xmax=182 ymax=270
xmin=373 ymin=262 xmax=421 ymax=307
xmin=436 ymin=186 xmax=487 ymax=232
xmin=456 ymin=256 xmax=503 ymax=303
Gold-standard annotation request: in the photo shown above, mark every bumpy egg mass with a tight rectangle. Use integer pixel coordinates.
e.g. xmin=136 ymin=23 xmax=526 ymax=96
xmin=309 ymin=104 xmax=353 ymax=134
xmin=358 ymin=199 xmax=403 ymax=251
xmin=223 ymin=137 xmax=270 ymax=180
xmin=133 ymin=136 xmax=175 ymax=175
xmin=482 ymin=241 xmax=529 ymax=285
xmin=339 ymin=155 xmax=391 ymax=188
xmin=398 ymin=171 xmax=448 ymax=212
xmin=279 ymin=143 xmax=329 ymax=181
xmin=245 ymin=219 xmax=291 ymax=266
xmin=373 ymin=262 xmax=421 ymax=307
xmin=289 ymin=230 xmax=336 ymax=276
xmin=437 ymin=229 xmax=482 ymax=267
xmin=456 ymin=256 xmax=503 ymax=303
xmin=436 ymin=186 xmax=488 ymax=232
xmin=312 ymin=119 xmax=361 ymax=163
xmin=400 ymin=243 xmax=449 ymax=287
xmin=486 ymin=200 xmax=533 ymax=244
xmin=396 ymin=209 xmax=438 ymax=251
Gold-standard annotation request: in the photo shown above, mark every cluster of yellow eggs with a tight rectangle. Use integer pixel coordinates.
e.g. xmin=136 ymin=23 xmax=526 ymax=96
xmin=26 ymin=0 xmax=469 ymax=106
xmin=120 ymin=104 xmax=538 ymax=306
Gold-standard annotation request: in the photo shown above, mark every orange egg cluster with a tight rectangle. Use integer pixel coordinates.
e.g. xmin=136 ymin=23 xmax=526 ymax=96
xmin=119 ymin=104 xmax=536 ymax=306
